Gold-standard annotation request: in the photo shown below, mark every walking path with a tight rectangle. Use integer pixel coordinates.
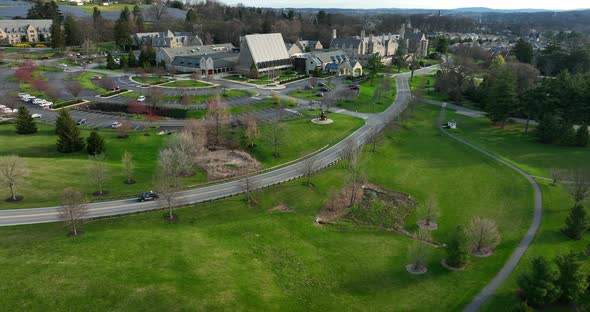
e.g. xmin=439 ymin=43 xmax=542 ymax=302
xmin=438 ymin=104 xmax=543 ymax=312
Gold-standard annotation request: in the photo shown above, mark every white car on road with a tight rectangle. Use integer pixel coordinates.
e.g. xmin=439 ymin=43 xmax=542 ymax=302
xmin=31 ymin=113 xmax=42 ymax=119
xmin=137 ymin=96 xmax=146 ymax=102
xmin=111 ymin=121 xmax=122 ymax=128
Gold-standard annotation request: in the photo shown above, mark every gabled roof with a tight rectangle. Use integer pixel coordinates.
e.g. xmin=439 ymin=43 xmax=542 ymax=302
xmin=243 ymin=33 xmax=290 ymax=64
xmin=330 ymin=38 xmax=362 ymax=48
xmin=0 ymin=19 xmax=52 ymax=32
xmin=160 ymin=43 xmax=236 ymax=59
xmin=311 ymin=50 xmax=349 ymax=64
xmin=172 ymin=52 xmax=239 ymax=69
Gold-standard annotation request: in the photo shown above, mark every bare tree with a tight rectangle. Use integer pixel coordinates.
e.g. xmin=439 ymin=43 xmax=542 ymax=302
xmin=244 ymin=115 xmax=258 ymax=148
xmin=149 ymin=0 xmax=168 ymax=24
xmin=182 ymin=120 xmax=207 ymax=152
xmin=147 ymin=87 xmax=163 ymax=111
xmin=59 ymin=187 xmax=87 ymax=236
xmin=346 ymin=145 xmax=365 ymax=207
xmin=367 ymin=127 xmax=384 ymax=152
xmin=117 ymin=120 xmax=132 ymax=138
xmin=121 ymin=150 xmax=135 ymax=184
xmin=0 ymin=155 xmax=30 ymax=201
xmin=267 ymin=120 xmax=286 ymax=158
xmin=406 ymin=229 xmax=431 ymax=274
xmin=417 ymin=195 xmax=440 ymax=230
xmin=550 ymin=168 xmax=564 ymax=186
xmin=158 ymin=148 xmax=183 ymax=187
xmin=309 ymin=77 xmax=319 ymax=87
xmin=466 ymin=217 xmax=501 ymax=256
xmin=206 ymin=97 xmax=230 ymax=147
xmin=301 ymin=157 xmax=317 ymax=188
xmin=566 ymin=169 xmax=590 ymax=203
xmin=165 ymin=131 xmax=197 ymax=176
xmin=240 ymin=165 xmax=258 ymax=207
xmin=65 ymin=81 xmax=83 ymax=98
xmin=88 ymin=154 xmax=108 ymax=196
xmin=157 ymin=175 xmax=180 ymax=222
xmin=180 ymin=94 xmax=193 ymax=110
xmin=99 ymin=76 xmax=115 ymax=90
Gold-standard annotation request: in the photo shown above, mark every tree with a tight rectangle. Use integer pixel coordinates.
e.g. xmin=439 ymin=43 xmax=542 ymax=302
xmin=121 ymin=150 xmax=135 ymax=184
xmin=555 ymin=251 xmax=589 ymax=303
xmin=185 ymin=8 xmax=198 ymax=24
xmin=157 ymin=174 xmax=179 ymax=222
xmin=567 ymin=169 xmax=590 ymax=203
xmin=466 ymin=217 xmax=501 ymax=256
xmin=517 ymin=257 xmax=560 ymax=307
xmin=536 ymin=115 xmax=560 ymax=144
xmin=15 ymin=106 xmax=37 ymax=134
xmin=127 ymin=49 xmax=137 ymax=68
xmin=206 ymin=97 xmax=229 ymax=147
xmin=417 ymin=195 xmax=440 ymax=230
xmin=346 ymin=144 xmax=365 ymax=207
xmin=117 ymin=120 xmax=132 ymax=139
xmin=133 ymin=5 xmax=144 ymax=32
xmin=367 ymin=53 xmax=383 ymax=85
xmin=165 ymin=132 xmax=196 ymax=177
xmin=180 ymin=94 xmax=193 ymax=110
xmin=445 ymin=225 xmax=469 ymax=269
xmin=240 ymin=165 xmax=257 ymax=207
xmin=244 ymin=115 xmax=258 ymax=148
xmin=65 ymin=81 xmax=82 ymax=98
xmin=550 ymin=168 xmax=564 ymax=186
xmin=182 ymin=120 xmax=207 ymax=153
xmin=575 ymin=125 xmax=589 ymax=147
xmin=149 ymin=0 xmax=168 ymax=24
xmin=147 ymin=87 xmax=162 ymax=111
xmin=56 ymin=110 xmax=84 ymax=153
xmin=88 ymin=154 xmax=108 ymax=196
xmin=106 ymin=52 xmax=118 ymax=70
xmin=64 ymin=16 xmax=81 ymax=46
xmin=50 ymin=19 xmax=64 ymax=49
xmin=301 ymin=157 xmax=316 ymax=188
xmin=114 ymin=12 xmax=131 ymax=50
xmin=86 ymin=130 xmax=105 ymax=155
xmin=59 ymin=187 xmax=87 ymax=236
xmin=267 ymin=120 xmax=286 ymax=158
xmin=513 ymin=39 xmax=534 ymax=64
xmin=562 ymin=203 xmax=587 ymax=240
xmin=0 ymin=155 xmax=30 ymax=202
xmin=435 ymin=36 xmax=449 ymax=55
xmin=483 ymin=66 xmax=517 ymax=127
xmin=158 ymin=148 xmax=182 ymax=187
xmin=407 ymin=230 xmax=431 ymax=274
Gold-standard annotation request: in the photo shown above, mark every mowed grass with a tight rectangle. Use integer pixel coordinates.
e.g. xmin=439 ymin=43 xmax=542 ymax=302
xmin=161 ymin=80 xmax=214 ymax=88
xmin=248 ymin=111 xmax=365 ymax=168
xmin=336 ymin=78 xmax=397 ymax=113
xmin=0 ymin=104 xmax=534 ymax=311
xmin=68 ymin=71 xmax=106 ymax=93
xmin=132 ymin=76 xmax=170 ymax=85
xmin=446 ymin=110 xmax=590 ymax=177
xmin=409 ymin=73 xmax=448 ymax=102
xmin=288 ymin=83 xmax=335 ymax=101
xmin=0 ymin=123 xmax=206 ymax=209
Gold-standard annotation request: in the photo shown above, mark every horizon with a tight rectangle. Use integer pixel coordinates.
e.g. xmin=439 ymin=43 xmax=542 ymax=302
xmin=218 ymin=0 xmax=589 ymax=11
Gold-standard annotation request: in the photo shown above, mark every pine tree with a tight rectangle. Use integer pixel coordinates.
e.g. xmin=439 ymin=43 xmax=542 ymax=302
xmin=56 ymin=110 xmax=84 ymax=153
xmin=555 ymin=251 xmax=589 ymax=303
xmin=50 ymin=18 xmax=65 ymax=49
xmin=575 ymin=125 xmax=589 ymax=147
xmin=114 ymin=9 xmax=131 ymax=50
xmin=517 ymin=256 xmax=560 ymax=307
xmin=559 ymin=123 xmax=576 ymax=146
xmin=15 ymin=106 xmax=37 ymax=134
xmin=64 ymin=16 xmax=81 ymax=46
xmin=536 ymin=115 xmax=560 ymax=144
xmin=127 ymin=49 xmax=136 ymax=68
xmin=86 ymin=130 xmax=106 ymax=155
xmin=562 ymin=203 xmax=587 ymax=240
xmin=513 ymin=39 xmax=534 ymax=64
xmin=106 ymin=52 xmax=117 ymax=70
xmin=445 ymin=225 xmax=469 ymax=268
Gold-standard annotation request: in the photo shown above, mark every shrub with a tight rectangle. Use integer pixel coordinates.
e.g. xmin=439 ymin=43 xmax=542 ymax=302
xmin=575 ymin=125 xmax=589 ymax=147
xmin=86 ymin=130 xmax=106 ymax=155
xmin=561 ymin=203 xmax=587 ymax=240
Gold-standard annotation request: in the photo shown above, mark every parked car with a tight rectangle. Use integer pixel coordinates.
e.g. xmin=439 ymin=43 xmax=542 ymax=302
xmin=138 ymin=191 xmax=159 ymax=202
xmin=318 ymin=82 xmax=327 ymax=87
xmin=32 ymin=99 xmax=45 ymax=105
xmin=349 ymin=84 xmax=359 ymax=90
xmin=111 ymin=121 xmax=122 ymax=128
xmin=111 ymin=86 xmax=120 ymax=91
xmin=315 ymin=92 xmax=325 ymax=97
xmin=137 ymin=96 xmax=145 ymax=102
xmin=304 ymin=85 xmax=314 ymax=90
xmin=76 ymin=118 xmax=87 ymax=125
xmin=31 ymin=113 xmax=42 ymax=119
xmin=58 ymin=63 xmax=68 ymax=67
xmin=321 ymin=87 xmax=331 ymax=92
xmin=91 ymin=76 xmax=102 ymax=80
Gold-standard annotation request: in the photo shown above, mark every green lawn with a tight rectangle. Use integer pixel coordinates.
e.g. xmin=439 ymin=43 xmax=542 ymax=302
xmin=446 ymin=110 xmax=590 ymax=177
xmin=76 ymin=4 xmax=143 ymax=14
xmin=409 ymin=74 xmax=448 ymax=102
xmin=122 ymin=89 xmax=254 ymax=104
xmin=288 ymin=84 xmax=335 ymax=101
xmin=0 ymin=123 xmax=205 ymax=209
xmin=0 ymin=104 xmax=535 ymax=311
xmin=229 ymin=99 xmax=295 ymax=115
xmin=132 ymin=76 xmax=170 ymax=85
xmin=336 ymin=78 xmax=397 ymax=113
xmin=160 ymin=80 xmax=214 ymax=88
xmin=68 ymin=72 xmax=106 ymax=93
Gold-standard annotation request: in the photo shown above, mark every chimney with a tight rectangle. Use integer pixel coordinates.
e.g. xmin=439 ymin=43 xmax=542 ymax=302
xmin=332 ymin=29 xmax=337 ymax=40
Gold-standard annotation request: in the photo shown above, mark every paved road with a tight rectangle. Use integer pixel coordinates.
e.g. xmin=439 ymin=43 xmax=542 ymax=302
xmin=0 ymin=67 xmax=423 ymax=226
xmin=437 ymin=105 xmax=543 ymax=312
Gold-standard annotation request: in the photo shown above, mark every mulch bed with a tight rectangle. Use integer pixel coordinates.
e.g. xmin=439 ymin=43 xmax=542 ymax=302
xmin=163 ymin=212 xmax=179 ymax=223
xmin=5 ymin=195 xmax=23 ymax=202
xmin=405 ymin=264 xmax=428 ymax=275
xmin=441 ymin=259 xmax=467 ymax=271
xmin=124 ymin=180 xmax=137 ymax=185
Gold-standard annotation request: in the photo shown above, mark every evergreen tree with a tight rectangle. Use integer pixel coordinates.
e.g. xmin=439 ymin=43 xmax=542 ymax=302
xmin=15 ymin=106 xmax=37 ymax=134
xmin=513 ymin=39 xmax=534 ymax=64
xmin=92 ymin=6 xmax=101 ymax=22
xmin=445 ymin=225 xmax=469 ymax=268
xmin=484 ymin=66 xmax=517 ymax=127
xmin=119 ymin=56 xmax=128 ymax=69
xmin=120 ymin=6 xmax=130 ymax=21
xmin=106 ymin=52 xmax=117 ymax=70
xmin=56 ymin=110 xmax=84 ymax=153
xmin=555 ymin=251 xmax=589 ymax=303
xmin=27 ymin=0 xmax=63 ymax=21
xmin=435 ymin=36 xmax=449 ymax=55
xmin=63 ymin=16 xmax=81 ymax=46
xmin=133 ymin=5 xmax=144 ymax=32
xmin=185 ymin=8 xmax=197 ymax=23
xmin=127 ymin=49 xmax=136 ymax=68
xmin=114 ymin=9 xmax=131 ymax=50
xmin=559 ymin=123 xmax=577 ymax=146
xmin=536 ymin=115 xmax=560 ymax=144
xmin=562 ymin=203 xmax=587 ymax=240
xmin=50 ymin=19 xmax=65 ymax=49
xmin=517 ymin=256 xmax=560 ymax=307
xmin=575 ymin=125 xmax=589 ymax=147
xmin=86 ymin=130 xmax=106 ymax=155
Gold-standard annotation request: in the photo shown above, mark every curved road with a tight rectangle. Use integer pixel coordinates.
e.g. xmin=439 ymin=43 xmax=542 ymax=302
xmin=437 ymin=105 xmax=543 ymax=312
xmin=0 ymin=68 xmax=422 ymax=226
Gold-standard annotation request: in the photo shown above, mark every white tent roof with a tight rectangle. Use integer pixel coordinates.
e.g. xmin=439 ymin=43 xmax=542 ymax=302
xmin=244 ymin=33 xmax=290 ymax=64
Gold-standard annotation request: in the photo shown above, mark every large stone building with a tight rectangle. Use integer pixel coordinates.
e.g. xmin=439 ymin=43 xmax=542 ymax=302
xmin=293 ymin=50 xmax=363 ymax=77
xmin=236 ymin=33 xmax=292 ymax=78
xmin=329 ymin=29 xmax=398 ymax=64
xmin=133 ymin=30 xmax=203 ymax=49
xmin=170 ymin=51 xmax=239 ymax=75
xmin=0 ymin=20 xmax=52 ymax=44
xmin=156 ymin=43 xmax=236 ymax=67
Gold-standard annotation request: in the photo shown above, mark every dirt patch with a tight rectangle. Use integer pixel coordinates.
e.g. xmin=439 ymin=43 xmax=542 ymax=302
xmin=441 ymin=259 xmax=467 ymax=271
xmin=416 ymin=220 xmax=438 ymax=231
xmin=268 ymin=203 xmax=291 ymax=213
xmin=405 ymin=264 xmax=427 ymax=274
xmin=195 ymin=150 xmax=261 ymax=181
xmin=471 ymin=248 xmax=494 ymax=257
xmin=4 ymin=195 xmax=24 ymax=202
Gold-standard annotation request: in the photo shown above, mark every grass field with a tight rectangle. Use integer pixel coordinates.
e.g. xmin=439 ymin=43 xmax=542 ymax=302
xmin=121 ymin=89 xmax=254 ymax=104
xmin=409 ymin=74 xmax=448 ymax=102
xmin=69 ymin=72 xmax=106 ymax=94
xmin=336 ymin=78 xmax=397 ymax=113
xmin=161 ymin=80 xmax=214 ymax=88
xmin=77 ymin=4 xmax=142 ymax=14
xmin=288 ymin=84 xmax=335 ymax=101
xmin=132 ymin=76 xmax=171 ymax=85
xmin=0 ymin=104 xmax=535 ymax=311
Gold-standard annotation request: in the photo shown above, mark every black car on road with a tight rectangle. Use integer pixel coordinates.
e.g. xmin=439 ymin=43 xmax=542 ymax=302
xmin=138 ymin=191 xmax=159 ymax=202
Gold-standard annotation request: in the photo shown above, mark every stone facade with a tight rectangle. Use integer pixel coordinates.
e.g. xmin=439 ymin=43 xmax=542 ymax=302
xmin=0 ymin=20 xmax=52 ymax=44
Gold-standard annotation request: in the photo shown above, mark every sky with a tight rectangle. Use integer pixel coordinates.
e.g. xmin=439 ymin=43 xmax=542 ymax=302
xmin=218 ymin=0 xmax=588 ymax=10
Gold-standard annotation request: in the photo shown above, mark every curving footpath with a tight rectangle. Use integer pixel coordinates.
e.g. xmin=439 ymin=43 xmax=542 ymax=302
xmin=437 ymin=105 xmax=543 ymax=312
xmin=0 ymin=68 xmax=428 ymax=226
